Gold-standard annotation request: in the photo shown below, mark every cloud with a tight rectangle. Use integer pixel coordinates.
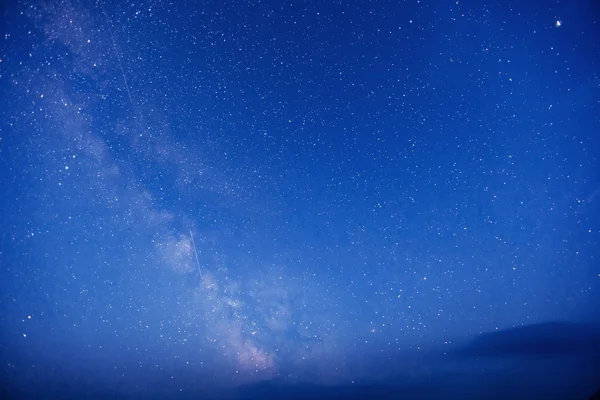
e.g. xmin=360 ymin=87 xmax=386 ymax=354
xmin=455 ymin=321 xmax=600 ymax=358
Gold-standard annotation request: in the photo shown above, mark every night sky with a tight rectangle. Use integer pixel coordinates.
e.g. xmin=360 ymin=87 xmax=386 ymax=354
xmin=1 ymin=0 xmax=599 ymax=399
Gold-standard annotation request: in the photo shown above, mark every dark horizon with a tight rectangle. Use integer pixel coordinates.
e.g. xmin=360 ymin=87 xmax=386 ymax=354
xmin=2 ymin=321 xmax=599 ymax=399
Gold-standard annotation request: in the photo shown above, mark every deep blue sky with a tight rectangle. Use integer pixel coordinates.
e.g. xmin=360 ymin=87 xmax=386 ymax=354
xmin=1 ymin=0 xmax=599 ymax=399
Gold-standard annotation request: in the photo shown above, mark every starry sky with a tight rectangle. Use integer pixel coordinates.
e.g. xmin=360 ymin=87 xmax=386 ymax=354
xmin=0 ymin=0 xmax=599 ymax=399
